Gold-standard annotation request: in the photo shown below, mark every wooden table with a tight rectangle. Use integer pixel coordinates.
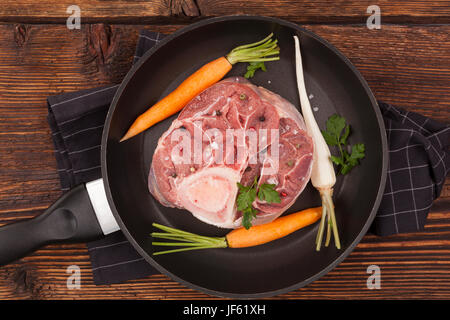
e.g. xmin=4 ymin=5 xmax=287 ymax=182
xmin=0 ymin=1 xmax=449 ymax=299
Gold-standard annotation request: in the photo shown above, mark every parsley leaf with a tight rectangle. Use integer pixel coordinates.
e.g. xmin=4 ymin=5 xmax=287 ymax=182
xmin=340 ymin=125 xmax=350 ymax=145
xmin=321 ymin=130 xmax=338 ymax=146
xmin=326 ymin=114 xmax=346 ymax=142
xmin=258 ymin=183 xmax=281 ymax=204
xmin=347 ymin=143 xmax=365 ymax=165
xmin=236 ymin=177 xmax=281 ymax=229
xmin=236 ymin=183 xmax=256 ymax=212
xmin=242 ymin=207 xmax=258 ymax=230
xmin=244 ymin=62 xmax=267 ymax=79
xmin=330 ymin=155 xmax=344 ymax=166
xmin=321 ymin=114 xmax=365 ymax=175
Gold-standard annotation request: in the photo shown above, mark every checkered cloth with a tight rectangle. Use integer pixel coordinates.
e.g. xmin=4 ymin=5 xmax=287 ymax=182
xmin=47 ymin=30 xmax=450 ymax=285
xmin=371 ymin=102 xmax=450 ymax=236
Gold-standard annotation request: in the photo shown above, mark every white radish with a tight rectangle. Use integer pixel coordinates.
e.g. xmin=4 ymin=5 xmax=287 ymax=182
xmin=293 ymin=35 xmax=341 ymax=250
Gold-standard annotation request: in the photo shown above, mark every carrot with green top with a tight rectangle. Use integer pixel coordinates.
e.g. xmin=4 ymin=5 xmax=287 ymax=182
xmin=120 ymin=33 xmax=280 ymax=142
xmin=151 ymin=207 xmax=322 ymax=255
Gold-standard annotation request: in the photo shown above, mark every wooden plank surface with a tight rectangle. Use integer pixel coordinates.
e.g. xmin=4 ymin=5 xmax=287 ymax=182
xmin=0 ymin=0 xmax=449 ymax=24
xmin=0 ymin=21 xmax=448 ymax=299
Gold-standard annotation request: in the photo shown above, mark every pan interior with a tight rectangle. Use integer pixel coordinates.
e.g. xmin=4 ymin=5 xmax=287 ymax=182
xmin=104 ymin=17 xmax=384 ymax=297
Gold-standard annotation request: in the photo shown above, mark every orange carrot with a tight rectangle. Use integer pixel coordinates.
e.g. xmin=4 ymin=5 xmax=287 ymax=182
xmin=151 ymin=207 xmax=322 ymax=255
xmin=226 ymin=207 xmax=322 ymax=248
xmin=120 ymin=57 xmax=232 ymax=142
xmin=120 ymin=33 xmax=280 ymax=142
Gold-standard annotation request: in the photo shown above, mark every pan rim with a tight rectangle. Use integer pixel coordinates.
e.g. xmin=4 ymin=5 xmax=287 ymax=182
xmin=101 ymin=15 xmax=388 ymax=298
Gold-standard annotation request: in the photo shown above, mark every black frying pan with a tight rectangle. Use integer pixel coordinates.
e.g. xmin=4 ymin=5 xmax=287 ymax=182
xmin=0 ymin=16 xmax=388 ymax=298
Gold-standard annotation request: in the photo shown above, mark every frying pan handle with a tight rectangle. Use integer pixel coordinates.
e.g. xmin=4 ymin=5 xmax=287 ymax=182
xmin=0 ymin=184 xmax=105 ymax=266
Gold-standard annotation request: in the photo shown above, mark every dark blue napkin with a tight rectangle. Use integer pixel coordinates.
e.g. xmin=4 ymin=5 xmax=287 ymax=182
xmin=372 ymin=102 xmax=449 ymax=235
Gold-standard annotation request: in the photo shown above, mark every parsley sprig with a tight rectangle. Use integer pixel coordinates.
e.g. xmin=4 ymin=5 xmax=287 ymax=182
xmin=321 ymin=114 xmax=365 ymax=175
xmin=244 ymin=61 xmax=267 ymax=79
xmin=237 ymin=176 xmax=281 ymax=229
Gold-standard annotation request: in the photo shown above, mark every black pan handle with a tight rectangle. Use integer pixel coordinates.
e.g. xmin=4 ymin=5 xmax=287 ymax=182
xmin=0 ymin=184 xmax=104 ymax=266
